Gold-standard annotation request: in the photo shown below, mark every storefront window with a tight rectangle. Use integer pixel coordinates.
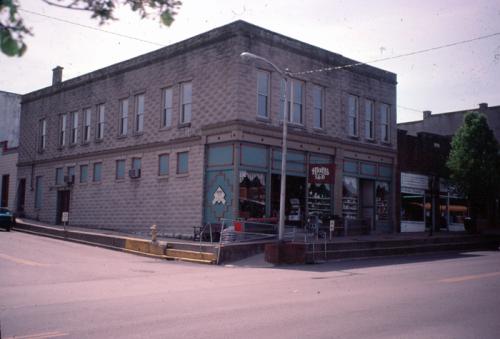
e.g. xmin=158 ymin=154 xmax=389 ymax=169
xmin=375 ymin=182 xmax=389 ymax=222
xmin=449 ymin=197 xmax=468 ymax=224
xmin=308 ymin=183 xmax=331 ymax=219
xmin=401 ymin=193 xmax=424 ymax=221
xmin=342 ymin=177 xmax=359 ymax=219
xmin=239 ymin=171 xmax=266 ymax=219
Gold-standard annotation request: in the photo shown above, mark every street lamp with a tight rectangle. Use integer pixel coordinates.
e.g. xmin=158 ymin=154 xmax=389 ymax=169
xmin=240 ymin=52 xmax=290 ymax=241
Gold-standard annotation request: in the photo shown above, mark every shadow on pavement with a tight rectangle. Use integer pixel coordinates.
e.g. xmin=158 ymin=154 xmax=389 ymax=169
xmin=265 ymin=251 xmax=489 ymax=272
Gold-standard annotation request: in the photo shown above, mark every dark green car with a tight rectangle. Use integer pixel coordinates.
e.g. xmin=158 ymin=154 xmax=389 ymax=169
xmin=0 ymin=208 xmax=15 ymax=231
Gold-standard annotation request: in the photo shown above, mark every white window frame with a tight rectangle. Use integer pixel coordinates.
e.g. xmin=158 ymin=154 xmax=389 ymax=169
xmin=135 ymin=94 xmax=145 ymax=133
xmin=257 ymin=71 xmax=270 ymax=118
xmin=59 ymin=113 xmax=67 ymax=147
xmin=70 ymin=111 xmax=78 ymax=144
xmin=380 ymin=103 xmax=390 ymax=143
xmin=313 ymin=85 xmax=324 ymax=129
xmin=365 ymin=99 xmax=374 ymax=140
xmin=119 ymin=98 xmax=128 ymax=136
xmin=83 ymin=108 xmax=91 ymax=143
xmin=162 ymin=88 xmax=173 ymax=128
xmin=348 ymin=94 xmax=359 ymax=137
xmin=280 ymin=79 xmax=304 ymax=125
xmin=96 ymin=104 xmax=105 ymax=140
xmin=39 ymin=119 xmax=47 ymax=151
xmin=180 ymin=82 xmax=192 ymax=124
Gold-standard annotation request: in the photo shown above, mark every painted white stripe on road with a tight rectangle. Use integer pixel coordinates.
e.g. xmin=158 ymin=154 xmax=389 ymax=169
xmin=439 ymin=271 xmax=500 ymax=283
xmin=0 ymin=253 xmax=48 ymax=267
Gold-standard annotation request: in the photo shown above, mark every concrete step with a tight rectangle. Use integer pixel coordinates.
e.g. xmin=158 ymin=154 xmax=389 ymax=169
xmin=165 ymin=248 xmax=217 ymax=264
xmin=165 ymin=241 xmax=219 ymax=254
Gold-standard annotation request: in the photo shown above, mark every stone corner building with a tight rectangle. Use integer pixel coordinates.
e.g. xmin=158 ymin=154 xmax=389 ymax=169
xmin=18 ymin=21 xmax=397 ymax=237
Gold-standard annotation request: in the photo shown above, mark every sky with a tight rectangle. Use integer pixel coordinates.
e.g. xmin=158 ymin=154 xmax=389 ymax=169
xmin=1 ymin=0 xmax=499 ymax=123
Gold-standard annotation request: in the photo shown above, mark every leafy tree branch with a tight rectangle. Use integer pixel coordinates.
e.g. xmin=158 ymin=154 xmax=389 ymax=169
xmin=0 ymin=0 xmax=181 ymax=57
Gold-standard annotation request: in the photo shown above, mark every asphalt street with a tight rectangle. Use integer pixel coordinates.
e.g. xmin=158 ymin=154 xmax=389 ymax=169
xmin=1 ymin=231 xmax=499 ymax=339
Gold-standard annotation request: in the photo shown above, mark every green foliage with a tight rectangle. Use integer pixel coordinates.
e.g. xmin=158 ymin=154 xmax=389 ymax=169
xmin=0 ymin=0 xmax=30 ymax=56
xmin=0 ymin=0 xmax=182 ymax=57
xmin=447 ymin=111 xmax=500 ymax=203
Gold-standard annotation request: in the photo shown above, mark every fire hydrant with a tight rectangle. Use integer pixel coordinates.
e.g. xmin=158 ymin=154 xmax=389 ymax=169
xmin=151 ymin=224 xmax=158 ymax=243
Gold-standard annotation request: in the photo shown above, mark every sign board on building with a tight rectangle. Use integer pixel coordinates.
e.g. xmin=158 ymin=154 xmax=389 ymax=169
xmin=401 ymin=172 xmax=428 ymax=191
xmin=308 ymin=164 xmax=335 ymax=184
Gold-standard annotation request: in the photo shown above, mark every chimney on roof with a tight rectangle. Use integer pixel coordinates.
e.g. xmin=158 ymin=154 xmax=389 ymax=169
xmin=423 ymin=110 xmax=432 ymax=120
xmin=52 ymin=66 xmax=63 ymax=85
xmin=479 ymin=103 xmax=488 ymax=113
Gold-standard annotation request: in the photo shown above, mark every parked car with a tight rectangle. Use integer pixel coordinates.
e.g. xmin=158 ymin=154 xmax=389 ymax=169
xmin=0 ymin=208 xmax=15 ymax=231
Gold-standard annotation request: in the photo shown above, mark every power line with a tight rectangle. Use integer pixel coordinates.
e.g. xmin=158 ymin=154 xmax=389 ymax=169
xmin=20 ymin=8 xmax=165 ymax=47
xmin=291 ymin=31 xmax=500 ymax=76
xmin=397 ymin=104 xmax=422 ymax=113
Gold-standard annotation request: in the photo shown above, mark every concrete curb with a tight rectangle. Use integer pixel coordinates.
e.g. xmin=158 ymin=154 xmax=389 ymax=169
xmin=13 ymin=220 xmax=168 ymax=260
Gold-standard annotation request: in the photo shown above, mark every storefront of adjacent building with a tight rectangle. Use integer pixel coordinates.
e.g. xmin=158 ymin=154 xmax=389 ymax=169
xmin=398 ymin=129 xmax=470 ymax=233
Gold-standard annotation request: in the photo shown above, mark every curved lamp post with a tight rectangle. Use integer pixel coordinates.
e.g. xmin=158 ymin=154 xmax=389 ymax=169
xmin=240 ymin=52 xmax=289 ymax=241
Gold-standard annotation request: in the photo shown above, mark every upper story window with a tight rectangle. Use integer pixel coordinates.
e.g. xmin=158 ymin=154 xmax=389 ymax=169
xmin=93 ymin=162 xmax=102 ymax=182
xmin=39 ymin=119 xmax=47 ymax=151
xmin=83 ymin=108 xmax=91 ymax=143
xmin=119 ymin=99 xmax=128 ymax=136
xmin=180 ymin=82 xmax=192 ymax=124
xmin=177 ymin=151 xmax=189 ymax=174
xmin=80 ymin=164 xmax=88 ymax=183
xmin=67 ymin=166 xmax=75 ymax=182
xmin=162 ymin=88 xmax=173 ymax=128
xmin=59 ymin=113 xmax=67 ymax=147
xmin=70 ymin=111 xmax=78 ymax=144
xmin=131 ymin=157 xmax=142 ymax=178
xmin=116 ymin=159 xmax=126 ymax=180
xmin=313 ymin=85 xmax=324 ymax=129
xmin=380 ymin=103 xmax=390 ymax=143
xmin=280 ymin=79 xmax=304 ymax=125
xmin=135 ymin=94 xmax=144 ymax=133
xmin=159 ymin=154 xmax=169 ymax=176
xmin=96 ymin=104 xmax=105 ymax=140
xmin=364 ymin=100 xmax=374 ymax=140
xmin=55 ymin=167 xmax=64 ymax=185
xmin=348 ymin=94 xmax=359 ymax=137
xmin=257 ymin=71 xmax=270 ymax=118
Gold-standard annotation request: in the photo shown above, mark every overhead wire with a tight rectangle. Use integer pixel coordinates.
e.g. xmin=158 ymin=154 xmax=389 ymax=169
xmin=19 ymin=8 xmax=165 ymax=47
xmin=18 ymin=8 xmax=499 ymax=115
xmin=290 ymin=31 xmax=500 ymax=76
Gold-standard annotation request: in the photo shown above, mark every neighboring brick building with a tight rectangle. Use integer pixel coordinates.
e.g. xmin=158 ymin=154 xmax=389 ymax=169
xmin=18 ymin=21 xmax=397 ymax=237
xmin=0 ymin=90 xmax=21 ymax=210
xmin=398 ymin=103 xmax=500 ymax=142
xmin=398 ymin=104 xmax=500 ymax=232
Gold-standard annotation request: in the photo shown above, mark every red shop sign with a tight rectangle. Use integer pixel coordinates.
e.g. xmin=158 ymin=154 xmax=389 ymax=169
xmin=308 ymin=164 xmax=335 ymax=184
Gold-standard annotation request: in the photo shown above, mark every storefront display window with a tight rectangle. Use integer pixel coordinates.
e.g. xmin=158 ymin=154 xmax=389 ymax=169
xmin=342 ymin=177 xmax=359 ymax=219
xmin=308 ymin=183 xmax=331 ymax=220
xmin=239 ymin=171 xmax=266 ymax=219
xmin=375 ymin=181 xmax=389 ymax=222
xmin=401 ymin=193 xmax=424 ymax=221
xmin=449 ymin=197 xmax=468 ymax=225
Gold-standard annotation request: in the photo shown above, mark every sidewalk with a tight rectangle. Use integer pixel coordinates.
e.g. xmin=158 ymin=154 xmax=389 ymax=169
xmin=13 ymin=218 xmax=219 ymax=264
xmin=12 ymin=218 xmax=500 ymax=265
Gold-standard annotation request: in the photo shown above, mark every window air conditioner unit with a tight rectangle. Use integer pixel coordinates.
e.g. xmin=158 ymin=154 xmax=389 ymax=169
xmin=129 ymin=169 xmax=141 ymax=178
